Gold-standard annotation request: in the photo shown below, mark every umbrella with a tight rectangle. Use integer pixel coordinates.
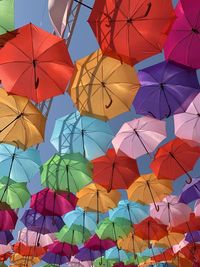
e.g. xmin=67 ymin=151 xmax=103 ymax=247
xmin=133 ymin=61 xmax=200 ymax=119
xmin=68 ymin=49 xmax=140 ymax=121
xmin=0 ymin=89 xmax=46 ymax=149
xmin=194 ymin=199 xmax=200 ymax=217
xmin=112 ymin=117 xmax=166 ymax=159
xmin=96 ymin=217 xmax=131 ymax=241
xmin=150 ymin=138 xmax=200 ymax=184
xmin=153 ymin=232 xmax=184 ymax=248
xmin=75 ymin=247 xmax=103 ymax=262
xmin=0 ymin=230 xmax=13 ymax=245
xmin=50 ymin=111 xmax=113 ymax=160
xmin=0 ymin=23 xmax=74 ymax=103
xmin=105 ymin=247 xmax=132 ymax=263
xmin=0 ymin=177 xmax=30 ymax=208
xmin=88 ymin=0 xmax=175 ymax=66
xmin=84 ymin=234 xmax=115 ymax=251
xmin=47 ymin=240 xmax=79 ymax=257
xmin=92 ymin=149 xmax=139 ymax=192
xmin=10 ymin=253 xmax=40 ymax=266
xmin=0 ymin=143 xmax=41 ymax=182
xmin=56 ymin=225 xmax=91 ymax=245
xmin=13 ymin=242 xmax=47 ymax=257
xmin=127 ymin=173 xmax=173 ymax=211
xmin=0 ymin=203 xmax=18 ymax=230
xmin=40 ymin=153 xmax=92 ymax=193
xmin=30 ymin=188 xmax=77 ymax=216
xmin=67 ymin=257 xmax=92 ymax=267
xmin=185 ymin=231 xmax=200 ymax=243
xmin=150 ymin=195 xmax=192 ymax=227
xmin=164 ymin=0 xmax=200 ymax=69
xmin=174 ymin=93 xmax=200 ymax=143
xmin=77 ymin=183 xmax=121 ymax=223
xmin=18 ymin=228 xmax=55 ymax=247
xmin=42 ymin=251 xmax=69 ymax=265
xmin=0 ymin=0 xmax=14 ymax=33
xmin=94 ymin=257 xmax=115 ymax=267
xmin=109 ymin=200 xmax=149 ymax=224
xmin=179 ymin=178 xmax=200 ymax=204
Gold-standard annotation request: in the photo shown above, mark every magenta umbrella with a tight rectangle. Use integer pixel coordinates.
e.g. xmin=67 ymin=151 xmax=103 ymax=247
xmin=84 ymin=234 xmax=116 ymax=251
xmin=164 ymin=0 xmax=200 ymax=69
xmin=47 ymin=240 xmax=79 ymax=257
xmin=150 ymin=195 xmax=192 ymax=227
xmin=174 ymin=93 xmax=200 ymax=143
xmin=0 ymin=206 xmax=18 ymax=231
xmin=112 ymin=116 xmax=166 ymax=159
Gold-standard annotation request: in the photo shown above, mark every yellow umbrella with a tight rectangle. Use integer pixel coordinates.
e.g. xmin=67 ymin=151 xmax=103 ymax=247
xmin=77 ymin=183 xmax=120 ymax=223
xmin=10 ymin=253 xmax=40 ymax=267
xmin=0 ymin=89 xmax=46 ymax=149
xmin=68 ymin=49 xmax=140 ymax=121
xmin=118 ymin=231 xmax=148 ymax=253
xmin=127 ymin=173 xmax=173 ymax=211
xmin=153 ymin=232 xmax=184 ymax=248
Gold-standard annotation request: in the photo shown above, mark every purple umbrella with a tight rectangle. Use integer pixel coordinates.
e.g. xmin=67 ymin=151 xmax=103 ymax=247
xmin=185 ymin=231 xmax=200 ymax=243
xmin=0 ymin=230 xmax=13 ymax=245
xmin=179 ymin=178 xmax=200 ymax=204
xmin=133 ymin=61 xmax=199 ymax=120
xmin=42 ymin=251 xmax=69 ymax=265
xmin=75 ymin=247 xmax=103 ymax=261
xmin=21 ymin=209 xmax=64 ymax=234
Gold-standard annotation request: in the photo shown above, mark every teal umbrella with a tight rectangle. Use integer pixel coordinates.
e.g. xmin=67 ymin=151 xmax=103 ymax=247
xmin=105 ymin=246 xmax=132 ymax=263
xmin=50 ymin=111 xmax=113 ymax=160
xmin=0 ymin=144 xmax=41 ymax=182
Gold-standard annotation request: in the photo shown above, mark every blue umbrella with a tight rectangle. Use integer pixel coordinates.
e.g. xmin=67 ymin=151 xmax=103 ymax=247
xmin=109 ymin=200 xmax=149 ymax=224
xmin=50 ymin=111 xmax=113 ymax=160
xmin=105 ymin=246 xmax=132 ymax=263
xmin=139 ymin=247 xmax=166 ymax=258
xmin=0 ymin=143 xmax=41 ymax=182
xmin=63 ymin=207 xmax=97 ymax=232
xmin=179 ymin=178 xmax=200 ymax=204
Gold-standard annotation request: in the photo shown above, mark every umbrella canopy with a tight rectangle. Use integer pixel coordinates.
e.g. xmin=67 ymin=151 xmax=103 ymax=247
xmin=0 ymin=89 xmax=46 ymax=149
xmin=47 ymin=240 xmax=79 ymax=257
xmin=150 ymin=195 xmax=192 ymax=227
xmin=153 ymin=232 xmax=184 ymax=249
xmin=164 ymin=0 xmax=200 ymax=69
xmin=68 ymin=49 xmax=140 ymax=121
xmin=169 ymin=213 xmax=200 ymax=234
xmin=92 ymin=149 xmax=139 ymax=191
xmin=127 ymin=173 xmax=172 ymax=211
xmin=84 ymin=234 xmax=115 ymax=251
xmin=10 ymin=253 xmax=40 ymax=267
xmin=96 ymin=217 xmax=131 ymax=241
xmin=174 ymin=93 xmax=200 ymax=143
xmin=112 ymin=117 xmax=166 ymax=159
xmin=77 ymin=183 xmax=121 ymax=223
xmin=0 ymin=0 xmax=14 ymax=34
xmin=51 ymin=111 xmax=113 ymax=160
xmin=133 ymin=61 xmax=200 ymax=120
xmin=75 ymin=247 xmax=103 ymax=262
xmin=0 ymin=230 xmax=13 ymax=245
xmin=0 ymin=144 xmax=41 ymax=183
xmin=40 ymin=153 xmax=92 ymax=193
xmin=109 ymin=200 xmax=149 ymax=224
xmin=150 ymin=138 xmax=200 ymax=183
xmin=13 ymin=242 xmax=47 ymax=257
xmin=88 ymin=0 xmax=175 ymax=66
xmin=105 ymin=247 xmax=132 ymax=263
xmin=42 ymin=251 xmax=69 ymax=265
xmin=0 ymin=243 xmax=12 ymax=255
xmin=0 ymin=203 xmax=18 ymax=231
xmin=30 ymin=188 xmax=77 ymax=216
xmin=67 ymin=257 xmax=92 ymax=267
xmin=0 ymin=177 xmax=30 ymax=208
xmin=194 ymin=199 xmax=200 ymax=217
xmin=179 ymin=178 xmax=200 ymax=204
xmin=0 ymin=23 xmax=74 ymax=103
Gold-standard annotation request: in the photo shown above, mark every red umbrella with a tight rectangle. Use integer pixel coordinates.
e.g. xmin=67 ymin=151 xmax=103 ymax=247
xmin=13 ymin=242 xmax=47 ymax=257
xmin=92 ymin=149 xmax=139 ymax=192
xmin=150 ymin=138 xmax=200 ymax=184
xmin=47 ymin=240 xmax=79 ymax=257
xmin=88 ymin=0 xmax=175 ymax=66
xmin=0 ymin=23 xmax=74 ymax=103
xmin=30 ymin=188 xmax=77 ymax=216
xmin=169 ymin=213 xmax=200 ymax=234
xmin=0 ymin=203 xmax=18 ymax=231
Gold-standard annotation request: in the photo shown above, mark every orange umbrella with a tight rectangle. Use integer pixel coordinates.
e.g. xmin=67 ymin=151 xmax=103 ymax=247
xmin=13 ymin=242 xmax=47 ymax=257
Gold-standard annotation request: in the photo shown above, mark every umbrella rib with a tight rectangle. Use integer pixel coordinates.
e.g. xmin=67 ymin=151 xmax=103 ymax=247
xmin=36 ymin=39 xmax=65 ymax=61
xmin=8 ymin=41 xmax=32 ymax=61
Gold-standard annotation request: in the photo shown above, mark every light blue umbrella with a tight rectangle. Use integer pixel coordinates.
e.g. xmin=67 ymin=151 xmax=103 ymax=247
xmin=0 ymin=144 xmax=41 ymax=182
xmin=109 ymin=200 xmax=149 ymax=224
xmin=63 ymin=207 xmax=97 ymax=232
xmin=105 ymin=246 xmax=132 ymax=263
xmin=150 ymin=264 xmax=173 ymax=267
xmin=50 ymin=111 xmax=113 ymax=160
xmin=139 ymin=247 xmax=166 ymax=258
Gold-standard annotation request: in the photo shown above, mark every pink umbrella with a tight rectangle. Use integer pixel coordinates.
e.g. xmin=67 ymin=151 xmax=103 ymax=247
xmin=112 ymin=116 xmax=166 ymax=159
xmin=174 ymin=93 xmax=200 ymax=143
xmin=18 ymin=228 xmax=55 ymax=247
xmin=67 ymin=256 xmax=92 ymax=267
xmin=164 ymin=0 xmax=200 ymax=69
xmin=0 ymin=244 xmax=12 ymax=255
xmin=194 ymin=200 xmax=200 ymax=217
xmin=150 ymin=195 xmax=192 ymax=227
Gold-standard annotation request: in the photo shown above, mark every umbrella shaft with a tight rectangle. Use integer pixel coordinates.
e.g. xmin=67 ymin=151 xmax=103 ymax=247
xmin=0 ymin=113 xmax=22 ymax=133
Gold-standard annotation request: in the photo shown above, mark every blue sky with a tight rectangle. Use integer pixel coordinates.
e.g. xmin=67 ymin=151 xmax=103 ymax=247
xmin=13 ymin=0 xmax=200 ymax=265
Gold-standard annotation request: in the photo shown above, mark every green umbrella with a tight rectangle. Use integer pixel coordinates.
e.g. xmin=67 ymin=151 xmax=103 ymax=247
xmin=41 ymin=153 xmax=93 ymax=193
xmin=96 ymin=217 xmax=132 ymax=241
xmin=56 ymin=225 xmax=91 ymax=245
xmin=127 ymin=254 xmax=149 ymax=265
xmin=0 ymin=0 xmax=14 ymax=34
xmin=94 ymin=257 xmax=116 ymax=267
xmin=0 ymin=177 xmax=30 ymax=208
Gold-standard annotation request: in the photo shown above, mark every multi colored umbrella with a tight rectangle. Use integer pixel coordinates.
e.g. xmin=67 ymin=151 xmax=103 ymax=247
xmin=50 ymin=111 xmax=113 ymax=160
xmin=0 ymin=23 xmax=74 ymax=102
xmin=164 ymin=0 xmax=200 ymax=69
xmin=40 ymin=153 xmax=92 ymax=193
xmin=68 ymin=49 xmax=140 ymax=121
xmin=88 ymin=0 xmax=175 ymax=65
xmin=92 ymin=149 xmax=139 ymax=192
xmin=133 ymin=61 xmax=200 ymax=119
xmin=0 ymin=89 xmax=46 ymax=149
xmin=112 ymin=117 xmax=166 ymax=159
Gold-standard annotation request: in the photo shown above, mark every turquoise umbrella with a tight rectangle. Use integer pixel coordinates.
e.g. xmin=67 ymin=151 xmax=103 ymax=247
xmin=109 ymin=200 xmax=149 ymax=224
xmin=139 ymin=247 xmax=166 ymax=258
xmin=0 ymin=144 xmax=41 ymax=182
xmin=105 ymin=246 xmax=132 ymax=263
xmin=50 ymin=111 xmax=113 ymax=160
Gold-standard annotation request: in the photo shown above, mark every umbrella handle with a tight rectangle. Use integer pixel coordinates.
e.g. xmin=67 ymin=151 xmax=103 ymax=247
xmin=185 ymin=176 xmax=192 ymax=184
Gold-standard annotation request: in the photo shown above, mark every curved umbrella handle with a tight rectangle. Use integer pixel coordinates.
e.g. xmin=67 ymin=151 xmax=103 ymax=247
xmin=185 ymin=176 xmax=193 ymax=184
xmin=154 ymin=203 xmax=159 ymax=212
